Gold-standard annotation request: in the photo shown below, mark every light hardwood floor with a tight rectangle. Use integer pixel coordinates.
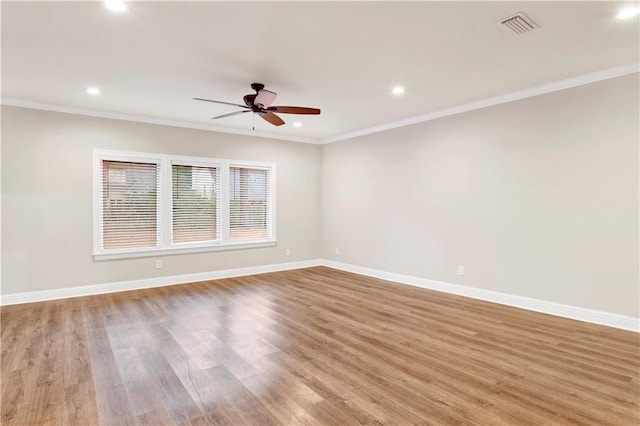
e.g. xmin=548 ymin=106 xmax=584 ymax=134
xmin=1 ymin=267 xmax=639 ymax=425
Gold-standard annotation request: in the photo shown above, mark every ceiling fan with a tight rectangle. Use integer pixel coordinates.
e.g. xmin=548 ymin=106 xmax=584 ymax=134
xmin=194 ymin=83 xmax=321 ymax=127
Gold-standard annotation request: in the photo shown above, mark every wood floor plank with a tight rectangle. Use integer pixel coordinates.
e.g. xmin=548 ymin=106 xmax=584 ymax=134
xmin=170 ymin=361 xmax=246 ymax=425
xmin=1 ymin=266 xmax=638 ymax=425
xmin=61 ymin=300 xmax=98 ymax=425
xmin=85 ymin=305 xmax=136 ymax=425
xmin=137 ymin=350 xmax=203 ymax=424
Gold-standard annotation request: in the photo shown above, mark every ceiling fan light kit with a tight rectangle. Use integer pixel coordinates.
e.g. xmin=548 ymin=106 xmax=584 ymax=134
xmin=194 ymin=83 xmax=321 ymax=127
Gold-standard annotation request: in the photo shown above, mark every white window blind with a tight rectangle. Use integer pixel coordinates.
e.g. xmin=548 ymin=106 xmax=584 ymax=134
xmin=100 ymin=160 xmax=159 ymax=249
xmin=229 ymin=166 xmax=271 ymax=241
xmin=172 ymin=164 xmax=220 ymax=243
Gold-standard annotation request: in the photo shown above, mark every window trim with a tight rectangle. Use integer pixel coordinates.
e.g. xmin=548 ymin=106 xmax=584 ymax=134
xmin=93 ymin=149 xmax=276 ymax=261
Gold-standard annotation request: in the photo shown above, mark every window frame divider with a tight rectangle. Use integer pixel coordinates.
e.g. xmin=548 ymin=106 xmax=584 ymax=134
xmin=219 ymin=163 xmax=231 ymax=243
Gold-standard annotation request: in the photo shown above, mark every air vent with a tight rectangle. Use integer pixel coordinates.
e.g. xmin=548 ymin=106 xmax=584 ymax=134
xmin=498 ymin=12 xmax=538 ymax=35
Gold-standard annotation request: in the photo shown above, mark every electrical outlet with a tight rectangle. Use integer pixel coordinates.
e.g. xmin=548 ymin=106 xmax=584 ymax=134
xmin=457 ymin=265 xmax=464 ymax=276
xmin=285 ymin=248 xmax=291 ymax=256
xmin=155 ymin=259 xmax=162 ymax=269
xmin=335 ymin=248 xmax=340 ymax=255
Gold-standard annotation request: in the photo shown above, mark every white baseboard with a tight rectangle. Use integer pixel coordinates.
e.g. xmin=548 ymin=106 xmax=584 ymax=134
xmin=0 ymin=259 xmax=323 ymax=306
xmin=2 ymin=258 xmax=638 ymax=332
xmin=322 ymin=260 xmax=640 ymax=333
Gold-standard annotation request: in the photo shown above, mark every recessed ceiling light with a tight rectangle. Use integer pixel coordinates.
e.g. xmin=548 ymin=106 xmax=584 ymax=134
xmin=392 ymin=86 xmax=405 ymax=95
xmin=617 ymin=6 xmax=639 ymax=20
xmin=293 ymin=122 xmax=302 ymax=128
xmin=105 ymin=0 xmax=127 ymax=13
xmin=86 ymin=87 xmax=101 ymax=95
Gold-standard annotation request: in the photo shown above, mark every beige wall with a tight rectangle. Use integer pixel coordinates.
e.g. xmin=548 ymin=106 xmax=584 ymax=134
xmin=2 ymin=75 xmax=638 ymax=318
xmin=1 ymin=106 xmax=321 ymax=294
xmin=322 ymin=74 xmax=639 ymax=317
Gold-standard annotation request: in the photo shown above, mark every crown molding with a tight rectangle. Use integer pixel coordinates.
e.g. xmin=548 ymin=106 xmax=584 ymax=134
xmin=0 ymin=98 xmax=320 ymax=145
xmin=3 ymin=62 xmax=638 ymax=146
xmin=321 ymin=61 xmax=640 ymax=144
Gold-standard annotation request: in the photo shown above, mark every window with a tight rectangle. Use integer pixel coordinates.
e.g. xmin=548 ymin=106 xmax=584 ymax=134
xmin=94 ymin=150 xmax=276 ymax=260
xmin=229 ymin=166 xmax=271 ymax=241
xmin=101 ymin=160 xmax=160 ymax=249
xmin=172 ymin=164 xmax=220 ymax=244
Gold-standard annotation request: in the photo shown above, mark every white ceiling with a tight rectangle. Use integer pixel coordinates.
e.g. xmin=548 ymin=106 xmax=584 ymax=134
xmin=2 ymin=1 xmax=638 ymax=142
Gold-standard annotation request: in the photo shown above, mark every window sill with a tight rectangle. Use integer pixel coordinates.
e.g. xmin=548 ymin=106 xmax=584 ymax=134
xmin=93 ymin=240 xmax=277 ymax=261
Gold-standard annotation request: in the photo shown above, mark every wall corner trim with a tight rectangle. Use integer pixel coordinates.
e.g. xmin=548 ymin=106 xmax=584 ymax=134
xmin=2 ymin=259 xmax=637 ymax=332
xmin=2 ymin=62 xmax=638 ymax=146
xmin=322 ymin=260 xmax=640 ymax=332
xmin=0 ymin=98 xmax=320 ymax=145
xmin=321 ymin=61 xmax=640 ymax=144
xmin=0 ymin=259 xmax=324 ymax=306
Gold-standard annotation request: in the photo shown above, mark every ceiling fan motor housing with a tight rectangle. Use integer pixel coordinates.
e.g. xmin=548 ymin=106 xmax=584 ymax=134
xmin=244 ymin=94 xmax=256 ymax=107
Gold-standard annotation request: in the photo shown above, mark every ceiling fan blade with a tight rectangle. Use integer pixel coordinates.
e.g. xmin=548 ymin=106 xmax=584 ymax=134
xmin=193 ymin=97 xmax=250 ymax=109
xmin=254 ymin=89 xmax=277 ymax=108
xmin=266 ymin=106 xmax=321 ymax=115
xmin=211 ymin=110 xmax=251 ymax=120
xmin=259 ymin=111 xmax=285 ymax=126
